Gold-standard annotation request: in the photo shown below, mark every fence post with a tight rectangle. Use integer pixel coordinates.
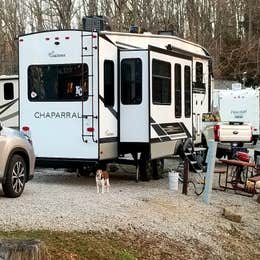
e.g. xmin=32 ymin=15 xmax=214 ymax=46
xmin=182 ymin=158 xmax=189 ymax=195
xmin=203 ymin=140 xmax=217 ymax=204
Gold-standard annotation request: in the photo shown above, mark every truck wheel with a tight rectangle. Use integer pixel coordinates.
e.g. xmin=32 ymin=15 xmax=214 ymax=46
xmin=139 ymin=154 xmax=152 ymax=181
xmin=2 ymin=155 xmax=27 ymax=198
xmin=152 ymin=159 xmax=164 ymax=179
xmin=216 ymin=149 xmax=225 ymax=159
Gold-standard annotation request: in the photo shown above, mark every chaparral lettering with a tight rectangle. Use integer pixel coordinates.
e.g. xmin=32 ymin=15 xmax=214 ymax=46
xmin=34 ymin=112 xmax=81 ymax=119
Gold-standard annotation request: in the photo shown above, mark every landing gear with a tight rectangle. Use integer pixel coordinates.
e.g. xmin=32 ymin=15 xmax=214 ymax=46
xmin=137 ymin=153 xmax=164 ymax=181
xmin=139 ymin=153 xmax=152 ymax=181
xmin=152 ymin=159 xmax=164 ymax=179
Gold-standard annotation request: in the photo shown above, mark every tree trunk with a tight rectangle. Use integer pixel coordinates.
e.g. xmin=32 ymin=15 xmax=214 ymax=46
xmin=0 ymin=239 xmax=49 ymax=260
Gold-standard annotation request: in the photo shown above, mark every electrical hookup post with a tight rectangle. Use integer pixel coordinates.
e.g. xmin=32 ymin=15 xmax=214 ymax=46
xmin=203 ymin=140 xmax=218 ymax=204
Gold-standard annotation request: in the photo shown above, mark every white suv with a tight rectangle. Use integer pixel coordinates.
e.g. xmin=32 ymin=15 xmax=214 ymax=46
xmin=0 ymin=122 xmax=35 ymax=197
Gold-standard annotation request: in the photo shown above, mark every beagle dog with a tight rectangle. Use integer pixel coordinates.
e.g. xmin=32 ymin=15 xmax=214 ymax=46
xmin=96 ymin=169 xmax=110 ymax=193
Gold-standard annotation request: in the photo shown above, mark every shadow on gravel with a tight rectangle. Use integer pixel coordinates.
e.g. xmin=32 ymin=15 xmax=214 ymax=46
xmin=31 ymin=166 xmax=140 ymax=187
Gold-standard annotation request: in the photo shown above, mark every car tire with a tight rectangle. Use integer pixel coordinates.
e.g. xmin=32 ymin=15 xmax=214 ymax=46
xmin=2 ymin=155 xmax=27 ymax=198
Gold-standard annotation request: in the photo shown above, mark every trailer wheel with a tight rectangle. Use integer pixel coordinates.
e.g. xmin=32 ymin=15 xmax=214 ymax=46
xmin=78 ymin=166 xmax=94 ymax=176
xmin=139 ymin=154 xmax=152 ymax=181
xmin=195 ymin=136 xmax=208 ymax=166
xmin=178 ymin=138 xmax=193 ymax=160
xmin=152 ymin=159 xmax=164 ymax=179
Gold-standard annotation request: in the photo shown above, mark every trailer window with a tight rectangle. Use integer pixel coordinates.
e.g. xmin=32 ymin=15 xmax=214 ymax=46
xmin=121 ymin=58 xmax=142 ymax=105
xmin=152 ymin=59 xmax=171 ymax=105
xmin=196 ymin=62 xmax=203 ymax=83
xmin=193 ymin=62 xmax=205 ymax=93
xmin=184 ymin=66 xmax=191 ymax=118
xmin=104 ymin=60 xmax=114 ymax=107
xmin=4 ymin=83 xmax=14 ymax=100
xmin=28 ymin=64 xmax=88 ymax=101
xmin=175 ymin=64 xmax=182 ymax=118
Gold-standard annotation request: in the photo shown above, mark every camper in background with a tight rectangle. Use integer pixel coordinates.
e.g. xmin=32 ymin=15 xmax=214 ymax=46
xmin=213 ymin=86 xmax=259 ymax=145
xmin=0 ymin=75 xmax=19 ymax=129
xmin=18 ymin=17 xmax=213 ymax=180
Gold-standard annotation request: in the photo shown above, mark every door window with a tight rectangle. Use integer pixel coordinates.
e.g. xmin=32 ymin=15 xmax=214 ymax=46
xmin=121 ymin=58 xmax=142 ymax=105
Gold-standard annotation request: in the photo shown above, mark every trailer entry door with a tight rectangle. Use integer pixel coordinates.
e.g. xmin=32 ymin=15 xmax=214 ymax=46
xmin=119 ymin=50 xmax=149 ymax=143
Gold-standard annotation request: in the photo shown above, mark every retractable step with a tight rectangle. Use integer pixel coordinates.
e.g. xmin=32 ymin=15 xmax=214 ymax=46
xmin=183 ymin=144 xmax=206 ymax=173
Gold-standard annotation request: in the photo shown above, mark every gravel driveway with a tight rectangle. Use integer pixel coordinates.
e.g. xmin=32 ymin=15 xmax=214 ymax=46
xmin=0 ymin=158 xmax=259 ymax=259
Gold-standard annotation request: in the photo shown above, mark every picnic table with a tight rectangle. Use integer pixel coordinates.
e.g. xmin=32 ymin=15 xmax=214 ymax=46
xmin=218 ymin=159 xmax=258 ymax=196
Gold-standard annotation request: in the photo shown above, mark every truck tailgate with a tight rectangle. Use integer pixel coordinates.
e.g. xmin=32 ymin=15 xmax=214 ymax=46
xmin=219 ymin=124 xmax=252 ymax=142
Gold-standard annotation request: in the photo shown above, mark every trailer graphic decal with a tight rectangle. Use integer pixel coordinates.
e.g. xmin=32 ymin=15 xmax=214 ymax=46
xmin=151 ymin=119 xmax=189 ymax=143
xmin=0 ymin=99 xmax=18 ymax=115
xmin=0 ymin=111 xmax=19 ymax=122
xmin=99 ymin=95 xmax=118 ymax=119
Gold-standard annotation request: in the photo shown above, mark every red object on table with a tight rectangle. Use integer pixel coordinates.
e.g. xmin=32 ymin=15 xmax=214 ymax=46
xmin=236 ymin=151 xmax=250 ymax=162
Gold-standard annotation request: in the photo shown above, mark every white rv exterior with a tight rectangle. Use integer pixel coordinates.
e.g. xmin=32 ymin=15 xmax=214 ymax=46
xmin=19 ymin=29 xmax=212 ymax=179
xmin=0 ymin=75 xmax=19 ymax=129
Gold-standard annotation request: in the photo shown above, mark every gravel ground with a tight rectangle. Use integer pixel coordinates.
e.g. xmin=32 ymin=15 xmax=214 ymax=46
xmin=0 ymin=158 xmax=259 ymax=259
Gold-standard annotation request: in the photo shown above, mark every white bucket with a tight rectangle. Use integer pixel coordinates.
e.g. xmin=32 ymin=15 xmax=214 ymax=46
xmin=168 ymin=171 xmax=179 ymax=191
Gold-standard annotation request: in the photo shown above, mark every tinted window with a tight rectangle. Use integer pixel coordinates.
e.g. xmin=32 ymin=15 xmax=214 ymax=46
xmin=175 ymin=64 xmax=182 ymax=118
xmin=4 ymin=83 xmax=14 ymax=100
xmin=104 ymin=60 xmax=114 ymax=107
xmin=196 ymin=62 xmax=203 ymax=83
xmin=121 ymin=58 xmax=142 ymax=105
xmin=152 ymin=59 xmax=171 ymax=105
xmin=28 ymin=64 xmax=88 ymax=101
xmin=184 ymin=66 xmax=191 ymax=117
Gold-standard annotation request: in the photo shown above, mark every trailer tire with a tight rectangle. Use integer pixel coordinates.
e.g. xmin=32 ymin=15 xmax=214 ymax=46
xmin=152 ymin=159 xmax=164 ymax=179
xmin=78 ymin=167 xmax=92 ymax=176
xmin=179 ymin=138 xmax=193 ymax=160
xmin=139 ymin=154 xmax=152 ymax=181
xmin=195 ymin=135 xmax=208 ymax=166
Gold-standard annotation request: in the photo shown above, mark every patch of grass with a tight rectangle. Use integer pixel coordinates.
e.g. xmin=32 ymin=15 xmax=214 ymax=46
xmin=0 ymin=230 xmax=138 ymax=259
xmin=0 ymin=229 xmax=216 ymax=259
xmin=115 ymin=249 xmax=136 ymax=260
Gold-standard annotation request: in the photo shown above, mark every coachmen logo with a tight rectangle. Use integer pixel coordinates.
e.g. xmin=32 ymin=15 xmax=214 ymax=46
xmin=48 ymin=51 xmax=66 ymax=58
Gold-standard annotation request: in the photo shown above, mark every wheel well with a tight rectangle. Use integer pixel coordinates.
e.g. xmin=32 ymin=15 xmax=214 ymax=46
xmin=4 ymin=149 xmax=30 ymax=183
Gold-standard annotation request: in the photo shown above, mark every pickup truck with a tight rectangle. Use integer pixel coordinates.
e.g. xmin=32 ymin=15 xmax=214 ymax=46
xmin=202 ymin=115 xmax=252 ymax=158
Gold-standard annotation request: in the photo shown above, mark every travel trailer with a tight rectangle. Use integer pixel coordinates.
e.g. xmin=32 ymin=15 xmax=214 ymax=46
xmin=213 ymin=87 xmax=259 ymax=144
xmin=0 ymin=75 xmax=19 ymax=129
xmin=18 ymin=25 xmax=212 ymax=180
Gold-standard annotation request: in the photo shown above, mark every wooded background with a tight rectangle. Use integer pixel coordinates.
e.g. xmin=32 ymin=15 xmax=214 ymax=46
xmin=0 ymin=0 xmax=259 ymax=85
